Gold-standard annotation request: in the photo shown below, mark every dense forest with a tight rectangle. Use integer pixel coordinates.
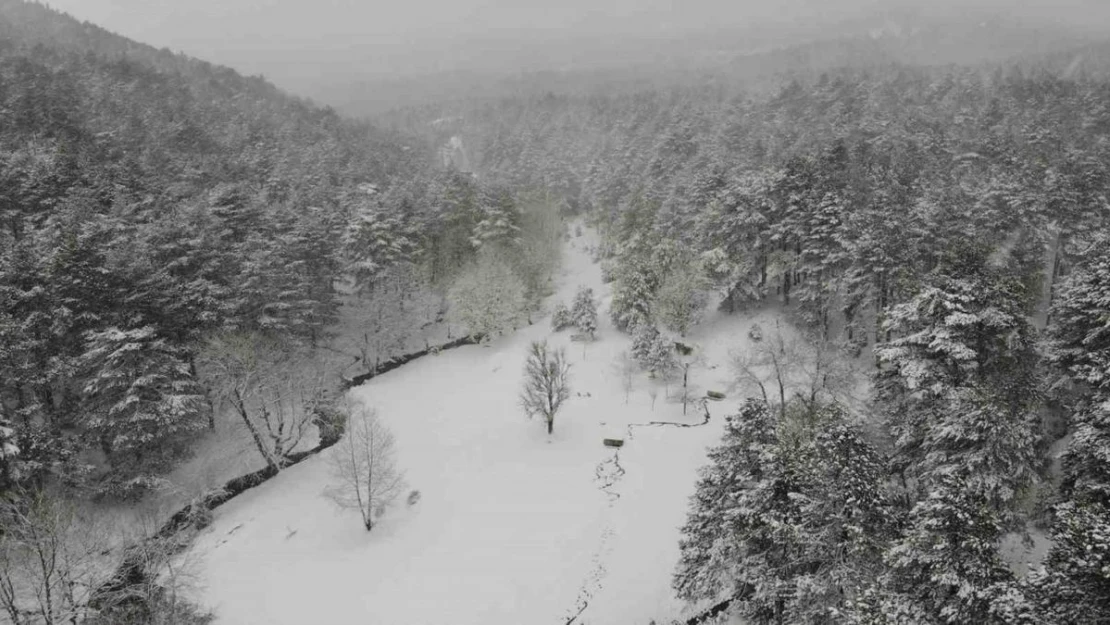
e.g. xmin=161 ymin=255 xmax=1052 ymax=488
xmin=387 ymin=60 xmax=1110 ymax=622
xmin=2 ymin=0 xmax=1110 ymax=622
xmin=0 ymin=2 xmax=572 ymax=619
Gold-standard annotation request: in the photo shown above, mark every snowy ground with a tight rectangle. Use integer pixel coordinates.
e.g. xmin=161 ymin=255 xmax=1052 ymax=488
xmin=184 ymin=225 xmax=798 ymax=625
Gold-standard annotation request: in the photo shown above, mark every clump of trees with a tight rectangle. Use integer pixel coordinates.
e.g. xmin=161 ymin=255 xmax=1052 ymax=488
xmin=447 ymin=251 xmax=527 ymax=342
xmin=200 ymin=333 xmax=332 ymax=473
xmin=675 ymin=400 xmax=892 ymax=623
xmin=325 ymin=403 xmax=405 ymax=532
xmin=519 ymin=341 xmax=571 ymax=435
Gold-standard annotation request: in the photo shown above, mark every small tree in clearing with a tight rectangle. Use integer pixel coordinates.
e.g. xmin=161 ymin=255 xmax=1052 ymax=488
xmin=520 ymin=341 xmax=571 ymax=435
xmin=571 ymin=286 xmax=599 ymax=339
xmin=325 ymin=404 xmax=405 ymax=532
xmin=646 ymin=333 xmax=678 ymax=390
xmin=630 ymin=321 xmax=660 ymax=368
xmin=613 ymin=350 xmax=637 ymax=404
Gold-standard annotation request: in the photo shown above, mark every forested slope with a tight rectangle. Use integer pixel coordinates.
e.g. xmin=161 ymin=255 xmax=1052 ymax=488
xmin=0 ymin=1 xmax=562 ymax=502
xmin=390 ymin=59 xmax=1110 ymax=623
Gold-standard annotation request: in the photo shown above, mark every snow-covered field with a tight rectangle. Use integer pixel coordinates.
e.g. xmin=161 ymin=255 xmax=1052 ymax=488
xmin=185 ymin=227 xmax=792 ymax=625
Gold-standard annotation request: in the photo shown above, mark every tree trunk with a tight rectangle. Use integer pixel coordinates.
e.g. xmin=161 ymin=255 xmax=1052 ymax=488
xmin=232 ymin=390 xmax=280 ymax=472
xmin=547 ymin=416 xmax=553 ymax=435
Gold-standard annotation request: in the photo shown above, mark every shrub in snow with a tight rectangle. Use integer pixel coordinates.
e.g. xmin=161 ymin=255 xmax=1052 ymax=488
xmin=551 ymin=301 xmax=574 ymax=331
xmin=748 ymin=323 xmax=764 ymax=342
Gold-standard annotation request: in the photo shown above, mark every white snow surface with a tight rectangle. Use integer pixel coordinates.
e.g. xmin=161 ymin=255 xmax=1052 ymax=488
xmin=187 ymin=225 xmax=793 ymax=625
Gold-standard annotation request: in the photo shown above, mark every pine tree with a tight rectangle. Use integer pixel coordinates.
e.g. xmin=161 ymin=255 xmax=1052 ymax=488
xmin=79 ymin=326 xmax=207 ymax=477
xmin=676 ymin=401 xmax=893 ymax=623
xmin=551 ymin=301 xmax=573 ymax=332
xmin=654 ymin=263 xmax=709 ymax=336
xmin=1048 ymin=236 xmax=1110 ymax=394
xmin=645 ymin=332 xmax=677 ymax=382
xmin=630 ymin=321 xmax=660 ymax=368
xmin=571 ymin=286 xmax=598 ymax=339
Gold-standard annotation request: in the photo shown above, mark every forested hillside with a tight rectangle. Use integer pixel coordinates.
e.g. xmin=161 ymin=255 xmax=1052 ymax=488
xmin=0 ymin=0 xmax=563 ymax=506
xmin=390 ymin=62 xmax=1110 ymax=622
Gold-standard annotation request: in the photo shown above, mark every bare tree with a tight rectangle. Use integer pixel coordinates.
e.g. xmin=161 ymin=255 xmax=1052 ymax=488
xmin=678 ymin=361 xmax=703 ymax=416
xmin=519 ymin=340 xmax=571 ymax=435
xmin=0 ymin=492 xmax=114 ymax=625
xmin=200 ymin=333 xmax=332 ymax=472
xmin=731 ymin=321 xmax=796 ymax=419
xmin=731 ymin=321 xmax=853 ymax=418
xmin=612 ymin=350 xmax=637 ymax=404
xmin=647 ymin=383 xmax=659 ymax=412
xmin=325 ymin=403 xmax=405 ymax=532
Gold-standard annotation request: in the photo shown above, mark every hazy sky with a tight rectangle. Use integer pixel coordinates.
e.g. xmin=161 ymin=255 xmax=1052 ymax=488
xmin=42 ymin=0 xmax=1110 ymax=96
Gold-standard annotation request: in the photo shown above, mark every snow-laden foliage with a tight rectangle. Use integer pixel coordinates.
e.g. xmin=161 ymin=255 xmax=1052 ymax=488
xmin=675 ymin=400 xmax=894 ymax=624
xmin=1049 ymin=236 xmax=1110 ymax=394
xmin=571 ymin=286 xmax=599 ymax=339
xmin=654 ymin=263 xmax=709 ymax=336
xmin=80 ymin=326 xmax=208 ymax=476
xmin=551 ymin=301 xmax=574 ymax=332
xmin=448 ymin=252 xmax=527 ymax=342
xmin=629 ymin=320 xmax=660 ymax=367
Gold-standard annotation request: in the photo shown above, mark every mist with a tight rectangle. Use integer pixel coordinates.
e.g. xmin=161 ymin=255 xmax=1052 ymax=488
xmin=43 ymin=0 xmax=1110 ymax=109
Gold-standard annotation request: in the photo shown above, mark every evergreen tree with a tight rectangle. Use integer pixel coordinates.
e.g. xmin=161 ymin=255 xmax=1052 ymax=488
xmin=571 ymin=285 xmax=598 ymax=339
xmin=79 ymin=326 xmax=207 ymax=478
xmin=676 ymin=401 xmax=894 ymax=624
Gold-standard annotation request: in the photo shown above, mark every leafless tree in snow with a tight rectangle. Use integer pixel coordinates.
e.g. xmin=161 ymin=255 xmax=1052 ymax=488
xmin=200 ymin=333 xmax=332 ymax=472
xmin=519 ymin=340 xmax=571 ymax=435
xmin=325 ymin=403 xmax=405 ymax=531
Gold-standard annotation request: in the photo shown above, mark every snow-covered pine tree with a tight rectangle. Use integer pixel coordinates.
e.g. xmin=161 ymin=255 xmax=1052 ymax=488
xmin=1035 ymin=247 xmax=1110 ymax=623
xmin=80 ymin=326 xmax=207 ymax=477
xmin=675 ymin=400 xmax=780 ymax=604
xmin=1048 ymin=236 xmax=1110 ymax=394
xmin=654 ymin=263 xmax=709 ymax=336
xmin=609 ymin=255 xmax=657 ymax=331
xmin=645 ymin=332 xmax=677 ymax=382
xmin=551 ymin=301 xmax=573 ymax=331
xmin=571 ymin=285 xmax=598 ymax=339
xmin=630 ymin=321 xmax=660 ymax=368
xmin=676 ymin=400 xmax=892 ymax=623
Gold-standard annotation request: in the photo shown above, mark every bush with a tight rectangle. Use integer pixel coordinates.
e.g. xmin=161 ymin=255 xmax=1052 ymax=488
xmin=551 ymin=301 xmax=574 ymax=331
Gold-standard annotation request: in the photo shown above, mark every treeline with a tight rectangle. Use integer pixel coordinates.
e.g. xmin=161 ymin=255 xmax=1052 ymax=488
xmin=400 ymin=62 xmax=1110 ymax=622
xmin=0 ymin=1 xmax=566 ymax=501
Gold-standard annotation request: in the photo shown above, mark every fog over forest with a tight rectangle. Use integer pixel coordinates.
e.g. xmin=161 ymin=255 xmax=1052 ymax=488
xmin=45 ymin=0 xmax=1110 ymax=110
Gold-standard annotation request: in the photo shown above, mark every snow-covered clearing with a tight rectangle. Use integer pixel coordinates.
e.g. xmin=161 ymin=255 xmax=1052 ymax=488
xmin=185 ymin=226 xmax=801 ymax=625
